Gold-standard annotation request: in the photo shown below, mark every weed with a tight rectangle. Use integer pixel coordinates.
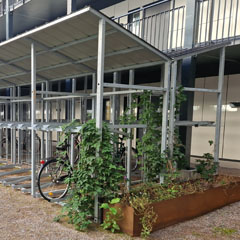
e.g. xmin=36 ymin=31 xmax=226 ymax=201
xmin=213 ymin=226 xmax=237 ymax=236
xmin=101 ymin=198 xmax=123 ymax=233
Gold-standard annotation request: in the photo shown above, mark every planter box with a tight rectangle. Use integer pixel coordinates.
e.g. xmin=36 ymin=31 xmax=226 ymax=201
xmin=106 ymin=180 xmax=240 ymax=237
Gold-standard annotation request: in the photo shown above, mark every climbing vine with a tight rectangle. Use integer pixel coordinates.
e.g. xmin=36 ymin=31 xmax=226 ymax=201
xmin=121 ymin=87 xmax=187 ymax=181
xmin=58 ymin=119 xmax=124 ymax=231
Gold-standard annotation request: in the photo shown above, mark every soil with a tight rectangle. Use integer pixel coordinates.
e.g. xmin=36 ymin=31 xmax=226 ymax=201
xmin=122 ymin=175 xmax=240 ymax=205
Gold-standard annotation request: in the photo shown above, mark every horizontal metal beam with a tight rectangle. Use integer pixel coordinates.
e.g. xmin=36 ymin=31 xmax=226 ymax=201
xmin=0 ymin=96 xmax=29 ymax=100
xmin=175 ymin=121 xmax=215 ymax=127
xmin=0 ymin=121 xmax=82 ymax=132
xmin=2 ymin=46 xmax=143 ymax=81
xmin=0 ymin=176 xmax=24 ymax=183
xmin=104 ymin=83 xmax=166 ymax=91
xmin=108 ymin=124 xmax=147 ymax=129
xmin=39 ymin=61 xmax=165 ymax=85
xmin=0 ymin=168 xmax=31 ymax=177
xmin=102 ymin=90 xmax=143 ymax=96
xmin=0 ymin=29 xmax=117 ymax=69
xmin=0 ymin=164 xmax=19 ymax=170
xmin=0 ymin=57 xmax=48 ymax=82
xmin=43 ymin=94 xmax=89 ymax=101
xmin=183 ymin=87 xmax=219 ymax=93
xmin=37 ymin=90 xmax=88 ymax=96
xmin=26 ymin=37 xmax=95 ymax=72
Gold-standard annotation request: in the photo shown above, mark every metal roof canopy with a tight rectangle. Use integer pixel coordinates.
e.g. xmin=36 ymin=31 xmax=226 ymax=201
xmin=167 ymin=41 xmax=231 ymax=60
xmin=0 ymin=7 xmax=170 ymax=89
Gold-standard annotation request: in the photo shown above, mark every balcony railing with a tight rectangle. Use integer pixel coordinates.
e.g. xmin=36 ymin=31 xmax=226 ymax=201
xmin=196 ymin=0 xmax=240 ymax=45
xmin=114 ymin=0 xmax=240 ymax=52
xmin=114 ymin=6 xmax=186 ymax=53
xmin=0 ymin=0 xmax=31 ymax=16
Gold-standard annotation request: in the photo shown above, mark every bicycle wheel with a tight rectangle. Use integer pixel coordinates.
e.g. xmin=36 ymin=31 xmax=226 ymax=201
xmin=25 ymin=134 xmax=41 ymax=154
xmin=0 ymin=137 xmax=18 ymax=158
xmin=35 ymin=134 xmax=41 ymax=153
xmin=121 ymin=147 xmax=140 ymax=172
xmin=37 ymin=158 xmax=70 ymax=202
xmin=0 ymin=138 xmax=7 ymax=157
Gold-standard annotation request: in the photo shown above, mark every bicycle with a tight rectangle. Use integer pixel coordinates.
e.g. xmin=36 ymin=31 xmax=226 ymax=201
xmin=116 ymin=137 xmax=140 ymax=172
xmin=37 ymin=135 xmax=139 ymax=202
xmin=0 ymin=130 xmax=41 ymax=156
xmin=37 ymin=136 xmax=79 ymax=202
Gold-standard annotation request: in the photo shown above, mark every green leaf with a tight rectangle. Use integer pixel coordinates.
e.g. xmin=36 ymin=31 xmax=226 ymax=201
xmin=110 ymin=198 xmax=120 ymax=204
xmin=109 ymin=207 xmax=118 ymax=215
xmin=100 ymin=203 xmax=109 ymax=209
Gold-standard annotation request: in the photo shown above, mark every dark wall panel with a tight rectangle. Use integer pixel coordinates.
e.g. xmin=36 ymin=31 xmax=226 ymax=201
xmin=0 ymin=0 xmax=125 ymax=42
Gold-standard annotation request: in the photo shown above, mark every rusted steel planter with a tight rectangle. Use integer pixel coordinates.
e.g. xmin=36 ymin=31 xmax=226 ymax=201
xmin=106 ymin=181 xmax=240 ymax=237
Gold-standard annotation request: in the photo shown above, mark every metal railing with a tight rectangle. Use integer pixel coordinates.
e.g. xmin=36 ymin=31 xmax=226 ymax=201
xmin=0 ymin=0 xmax=31 ymax=16
xmin=196 ymin=0 xmax=240 ymax=45
xmin=114 ymin=4 xmax=185 ymax=52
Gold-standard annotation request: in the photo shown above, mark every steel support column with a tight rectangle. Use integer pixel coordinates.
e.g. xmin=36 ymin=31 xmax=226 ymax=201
xmin=91 ymin=73 xmax=96 ymax=119
xmin=95 ymin=18 xmax=106 ymax=223
xmin=126 ymin=70 xmax=134 ymax=190
xmin=5 ymin=100 xmax=9 ymax=160
xmin=67 ymin=0 xmax=76 ymax=15
xmin=45 ymin=81 xmax=50 ymax=159
xmin=111 ymin=72 xmax=119 ymax=124
xmin=57 ymin=81 xmax=61 ymax=142
xmin=11 ymin=87 xmax=16 ymax=164
xmin=10 ymin=87 xmax=13 ymax=163
xmin=17 ymin=86 xmax=23 ymax=164
xmin=31 ymin=43 xmax=37 ymax=197
xmin=180 ymin=0 xmax=198 ymax=167
xmin=70 ymin=78 xmax=76 ymax=166
xmin=214 ymin=47 xmax=225 ymax=163
xmin=168 ymin=61 xmax=177 ymax=157
xmin=161 ymin=62 xmax=171 ymax=154
xmin=5 ymin=0 xmax=13 ymax=40
xmin=0 ymin=103 xmax=2 ymax=158
xmin=41 ymin=83 xmax=45 ymax=160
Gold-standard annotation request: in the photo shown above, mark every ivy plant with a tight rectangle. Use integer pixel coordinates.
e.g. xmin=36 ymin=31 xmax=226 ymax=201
xmin=59 ymin=119 xmax=124 ymax=231
xmin=120 ymin=88 xmax=187 ymax=181
xmin=196 ymin=140 xmax=218 ymax=181
xmin=100 ymin=198 xmax=123 ymax=233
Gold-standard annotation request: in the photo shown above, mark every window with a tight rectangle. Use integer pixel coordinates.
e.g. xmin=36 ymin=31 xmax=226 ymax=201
xmin=128 ymin=11 xmax=140 ymax=36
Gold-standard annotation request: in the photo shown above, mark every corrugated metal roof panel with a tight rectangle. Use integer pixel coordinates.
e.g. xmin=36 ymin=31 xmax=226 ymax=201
xmin=0 ymin=7 xmax=170 ymax=89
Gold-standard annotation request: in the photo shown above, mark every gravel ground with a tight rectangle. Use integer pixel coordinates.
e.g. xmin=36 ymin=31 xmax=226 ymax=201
xmin=151 ymin=201 xmax=240 ymax=240
xmin=0 ymin=184 xmax=133 ymax=240
xmin=0 ymin=183 xmax=240 ymax=240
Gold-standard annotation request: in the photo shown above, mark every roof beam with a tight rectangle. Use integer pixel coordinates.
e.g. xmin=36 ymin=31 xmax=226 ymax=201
xmin=0 ymin=58 xmax=49 ymax=82
xmin=0 ymin=30 xmax=117 ymax=68
xmin=25 ymin=37 xmax=95 ymax=72
xmin=1 ymin=46 xmax=144 ymax=80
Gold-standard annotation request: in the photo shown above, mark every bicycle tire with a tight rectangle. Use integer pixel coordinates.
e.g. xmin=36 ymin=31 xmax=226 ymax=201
xmin=121 ymin=147 xmax=140 ymax=172
xmin=25 ymin=135 xmax=41 ymax=154
xmin=37 ymin=158 xmax=70 ymax=202
xmin=0 ymin=137 xmax=18 ymax=157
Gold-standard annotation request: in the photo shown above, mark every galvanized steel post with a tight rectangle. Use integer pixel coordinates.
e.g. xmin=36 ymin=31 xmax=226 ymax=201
xmin=31 ymin=42 xmax=37 ymax=197
xmin=95 ymin=18 xmax=106 ymax=223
